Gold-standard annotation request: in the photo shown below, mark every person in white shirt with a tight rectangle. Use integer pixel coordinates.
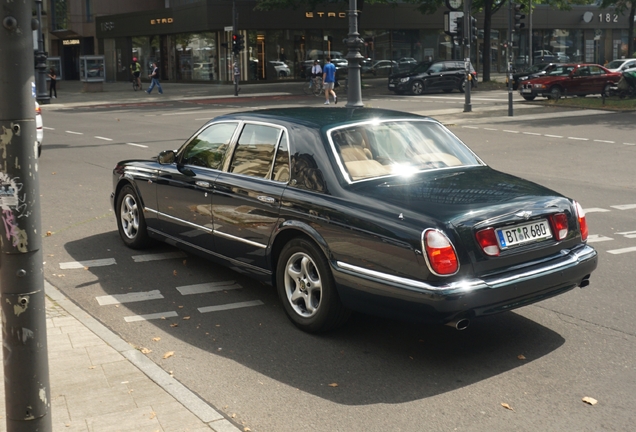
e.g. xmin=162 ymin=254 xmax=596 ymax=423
xmin=310 ymin=60 xmax=322 ymax=88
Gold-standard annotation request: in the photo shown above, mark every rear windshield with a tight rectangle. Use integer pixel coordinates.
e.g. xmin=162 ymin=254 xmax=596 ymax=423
xmin=606 ymin=60 xmax=624 ymax=69
xmin=329 ymin=120 xmax=483 ymax=182
xmin=547 ymin=65 xmax=574 ymax=76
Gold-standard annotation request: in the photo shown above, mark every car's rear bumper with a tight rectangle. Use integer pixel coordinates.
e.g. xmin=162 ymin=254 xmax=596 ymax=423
xmin=333 ymin=244 xmax=597 ymax=324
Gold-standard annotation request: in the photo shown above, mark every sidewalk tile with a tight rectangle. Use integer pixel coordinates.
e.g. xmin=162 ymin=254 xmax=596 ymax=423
xmin=85 ymin=344 xmax=126 ymax=365
xmin=65 ymin=385 xmax=136 ymax=420
xmin=84 ymin=406 xmax=161 ymax=432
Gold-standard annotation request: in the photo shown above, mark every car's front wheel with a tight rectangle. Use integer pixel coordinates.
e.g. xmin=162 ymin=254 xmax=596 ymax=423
xmin=116 ymin=184 xmax=151 ymax=249
xmin=548 ymin=86 xmax=562 ymax=100
xmin=411 ymin=80 xmax=424 ymax=95
xmin=276 ymin=238 xmax=350 ymax=332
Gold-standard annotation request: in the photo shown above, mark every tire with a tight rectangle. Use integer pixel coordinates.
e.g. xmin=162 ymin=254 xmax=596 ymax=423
xmin=116 ymin=184 xmax=151 ymax=249
xmin=276 ymin=238 xmax=350 ymax=332
xmin=302 ymin=81 xmax=312 ymax=95
xmin=522 ymin=95 xmax=536 ymax=101
xmin=459 ymin=79 xmax=466 ymax=93
xmin=442 ymin=88 xmax=453 ymax=93
xmin=548 ymin=86 xmax=562 ymax=100
xmin=602 ymin=83 xmax=612 ymax=97
xmin=411 ymin=80 xmax=424 ymax=95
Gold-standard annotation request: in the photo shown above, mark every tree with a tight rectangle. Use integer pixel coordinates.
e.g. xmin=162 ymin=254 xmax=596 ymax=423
xmin=600 ymin=0 xmax=635 ymax=57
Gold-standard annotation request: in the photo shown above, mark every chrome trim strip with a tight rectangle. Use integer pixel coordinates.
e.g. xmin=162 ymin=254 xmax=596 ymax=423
xmin=213 ymin=229 xmax=267 ymax=249
xmin=335 ymin=244 xmax=596 ymax=293
xmin=147 ymin=208 xmax=213 ymax=234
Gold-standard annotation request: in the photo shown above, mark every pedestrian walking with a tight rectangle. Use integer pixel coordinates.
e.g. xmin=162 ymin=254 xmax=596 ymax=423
xmin=322 ymin=57 xmax=337 ymax=105
xmin=48 ymin=67 xmax=57 ymax=99
xmin=146 ymin=62 xmax=163 ymax=94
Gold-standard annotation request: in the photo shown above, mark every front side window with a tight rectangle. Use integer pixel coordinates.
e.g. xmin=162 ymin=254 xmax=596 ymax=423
xmin=181 ymin=122 xmax=237 ymax=169
xmin=330 ymin=121 xmax=482 ymax=182
xmin=230 ymin=124 xmax=282 ymax=178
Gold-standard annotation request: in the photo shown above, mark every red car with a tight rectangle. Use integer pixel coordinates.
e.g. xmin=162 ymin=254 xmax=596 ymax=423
xmin=518 ymin=63 xmax=621 ymax=100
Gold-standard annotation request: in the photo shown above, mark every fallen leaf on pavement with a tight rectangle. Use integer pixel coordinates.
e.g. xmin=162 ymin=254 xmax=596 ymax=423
xmin=163 ymin=351 xmax=174 ymax=359
xmin=170 ymin=323 xmax=178 ymax=328
xmin=140 ymin=347 xmax=152 ymax=354
xmin=328 ymin=383 xmax=338 ymax=387
xmin=231 ymin=413 xmax=236 ymax=418
xmin=501 ymin=402 xmax=514 ymax=411
xmin=582 ymin=397 xmax=598 ymax=405
xmin=173 ymin=270 xmax=178 ymax=276
xmin=152 ymin=337 xmax=161 ymax=342
xmin=518 ymin=354 xmax=526 ymax=360
xmin=183 ymin=316 xmax=191 ymax=320
xmin=149 ymin=412 xmax=156 ymax=420
xmin=46 ymin=231 xmax=52 ymax=237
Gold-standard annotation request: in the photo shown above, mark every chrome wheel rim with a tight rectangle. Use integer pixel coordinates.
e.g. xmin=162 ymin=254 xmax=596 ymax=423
xmin=120 ymin=194 xmax=140 ymax=240
xmin=283 ymin=252 xmax=322 ymax=318
xmin=412 ymin=82 xmax=423 ymax=94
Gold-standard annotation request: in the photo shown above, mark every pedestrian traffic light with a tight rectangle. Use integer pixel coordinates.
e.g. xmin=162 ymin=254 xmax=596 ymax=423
xmin=470 ymin=16 xmax=478 ymax=42
xmin=513 ymin=3 xmax=526 ymax=33
xmin=455 ymin=15 xmax=464 ymax=43
xmin=232 ymin=33 xmax=239 ymax=53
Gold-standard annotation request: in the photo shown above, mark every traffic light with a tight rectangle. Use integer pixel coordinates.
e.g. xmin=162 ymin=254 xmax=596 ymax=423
xmin=470 ymin=16 xmax=478 ymax=42
xmin=513 ymin=3 xmax=526 ymax=33
xmin=232 ymin=33 xmax=239 ymax=53
xmin=237 ymin=34 xmax=245 ymax=52
xmin=455 ymin=15 xmax=464 ymax=43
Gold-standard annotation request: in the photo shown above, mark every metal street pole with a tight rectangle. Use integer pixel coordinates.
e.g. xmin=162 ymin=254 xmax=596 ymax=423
xmin=507 ymin=0 xmax=514 ymax=117
xmin=34 ymin=0 xmax=50 ymax=105
xmin=0 ymin=2 xmax=52 ymax=432
xmin=345 ymin=0 xmax=364 ymax=108
xmin=463 ymin=0 xmax=472 ymax=113
xmin=232 ymin=0 xmax=240 ymax=97
xmin=529 ymin=0 xmax=533 ymax=68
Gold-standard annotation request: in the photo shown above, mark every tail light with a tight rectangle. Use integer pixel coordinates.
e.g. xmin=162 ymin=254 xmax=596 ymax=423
xmin=574 ymin=201 xmax=588 ymax=241
xmin=423 ymin=229 xmax=459 ymax=276
xmin=476 ymin=227 xmax=500 ymax=256
xmin=35 ymin=104 xmax=41 ymax=115
xmin=549 ymin=213 xmax=569 ymax=241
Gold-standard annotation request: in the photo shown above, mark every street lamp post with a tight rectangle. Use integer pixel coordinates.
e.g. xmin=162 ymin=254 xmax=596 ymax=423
xmin=34 ymin=0 xmax=50 ymax=104
xmin=344 ymin=0 xmax=364 ymax=108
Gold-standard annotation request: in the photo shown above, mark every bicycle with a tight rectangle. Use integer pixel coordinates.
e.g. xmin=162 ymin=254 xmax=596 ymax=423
xmin=131 ymin=74 xmax=141 ymax=91
xmin=302 ymin=76 xmax=324 ymax=96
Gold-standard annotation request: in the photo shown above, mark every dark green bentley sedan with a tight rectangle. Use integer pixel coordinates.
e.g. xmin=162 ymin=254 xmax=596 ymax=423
xmin=111 ymin=108 xmax=597 ymax=333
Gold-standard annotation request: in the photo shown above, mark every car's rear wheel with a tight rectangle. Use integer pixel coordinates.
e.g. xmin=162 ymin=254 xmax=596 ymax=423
xmin=459 ymin=79 xmax=466 ymax=93
xmin=602 ymin=83 xmax=612 ymax=97
xmin=548 ymin=86 xmax=562 ymax=100
xmin=411 ymin=80 xmax=424 ymax=95
xmin=116 ymin=184 xmax=151 ymax=249
xmin=522 ymin=95 xmax=536 ymax=101
xmin=276 ymin=238 xmax=350 ymax=332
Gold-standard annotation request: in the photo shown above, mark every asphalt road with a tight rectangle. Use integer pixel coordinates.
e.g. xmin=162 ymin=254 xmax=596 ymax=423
xmin=38 ymin=92 xmax=636 ymax=431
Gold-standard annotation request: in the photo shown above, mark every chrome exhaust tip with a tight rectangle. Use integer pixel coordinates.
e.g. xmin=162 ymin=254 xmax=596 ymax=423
xmin=445 ymin=318 xmax=470 ymax=331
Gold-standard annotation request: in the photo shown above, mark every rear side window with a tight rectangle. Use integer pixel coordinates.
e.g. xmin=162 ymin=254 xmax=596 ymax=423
xmin=230 ymin=123 xmax=282 ymax=179
xmin=181 ymin=122 xmax=238 ymax=169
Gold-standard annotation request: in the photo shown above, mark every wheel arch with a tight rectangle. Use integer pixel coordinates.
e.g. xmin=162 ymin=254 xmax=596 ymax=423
xmin=114 ymin=177 xmax=147 ymax=211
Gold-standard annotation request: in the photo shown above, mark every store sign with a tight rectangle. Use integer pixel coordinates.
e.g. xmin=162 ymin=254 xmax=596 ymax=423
xmin=151 ymin=18 xmax=174 ymax=25
xmin=305 ymin=12 xmax=347 ymax=19
xmin=63 ymin=39 xmax=80 ymax=45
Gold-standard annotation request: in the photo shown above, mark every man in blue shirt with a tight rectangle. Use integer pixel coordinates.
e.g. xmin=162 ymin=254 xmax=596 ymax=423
xmin=322 ymin=57 xmax=337 ymax=105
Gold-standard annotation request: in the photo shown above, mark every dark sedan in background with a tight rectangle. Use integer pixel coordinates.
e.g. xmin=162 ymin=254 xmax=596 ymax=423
xmin=388 ymin=60 xmax=477 ymax=95
xmin=112 ymin=108 xmax=597 ymax=333
xmin=519 ymin=63 xmax=621 ymax=100
xmin=508 ymin=62 xmax=561 ymax=90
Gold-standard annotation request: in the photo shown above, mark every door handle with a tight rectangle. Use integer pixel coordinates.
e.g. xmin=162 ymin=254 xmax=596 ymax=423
xmin=257 ymin=195 xmax=276 ymax=204
xmin=195 ymin=181 xmax=211 ymax=188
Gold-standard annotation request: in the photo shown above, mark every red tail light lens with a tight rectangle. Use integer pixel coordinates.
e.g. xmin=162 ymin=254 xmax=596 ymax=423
xmin=423 ymin=229 xmax=459 ymax=276
xmin=549 ymin=213 xmax=569 ymax=241
xmin=574 ymin=201 xmax=588 ymax=241
xmin=476 ymin=228 xmax=500 ymax=256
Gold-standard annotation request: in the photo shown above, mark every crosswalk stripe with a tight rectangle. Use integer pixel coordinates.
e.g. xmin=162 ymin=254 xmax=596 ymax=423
xmin=616 ymin=231 xmax=636 ymax=239
xmin=198 ymin=300 xmax=264 ymax=314
xmin=583 ymin=208 xmax=610 ymax=213
xmin=96 ymin=290 xmax=164 ymax=306
xmin=610 ymin=204 xmax=636 ymax=210
xmin=132 ymin=251 xmax=188 ymax=262
xmin=60 ymin=258 xmax=116 ymax=269
xmin=177 ymin=281 xmax=240 ymax=296
xmin=587 ymin=235 xmax=613 ymax=243
xmin=607 ymin=247 xmax=636 ymax=255
xmin=124 ymin=311 xmax=178 ymax=322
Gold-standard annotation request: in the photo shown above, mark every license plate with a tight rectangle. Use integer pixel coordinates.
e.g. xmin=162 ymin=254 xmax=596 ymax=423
xmin=521 ymin=88 xmax=532 ymax=93
xmin=496 ymin=220 xmax=552 ymax=249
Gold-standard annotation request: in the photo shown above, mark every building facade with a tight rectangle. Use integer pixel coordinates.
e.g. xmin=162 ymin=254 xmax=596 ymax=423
xmin=50 ymin=1 xmax=635 ymax=83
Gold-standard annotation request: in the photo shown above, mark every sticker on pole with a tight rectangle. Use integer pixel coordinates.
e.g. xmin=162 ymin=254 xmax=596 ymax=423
xmin=32 ymin=82 xmax=36 ymax=98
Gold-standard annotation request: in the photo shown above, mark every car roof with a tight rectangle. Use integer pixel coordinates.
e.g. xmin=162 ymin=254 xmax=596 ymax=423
xmin=211 ymin=108 xmax=431 ymax=129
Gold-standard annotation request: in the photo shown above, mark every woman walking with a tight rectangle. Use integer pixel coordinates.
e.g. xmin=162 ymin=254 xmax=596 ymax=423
xmin=48 ymin=67 xmax=57 ymax=99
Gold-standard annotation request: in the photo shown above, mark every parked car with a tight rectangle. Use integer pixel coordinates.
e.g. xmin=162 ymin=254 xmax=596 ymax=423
xmin=518 ymin=63 xmax=621 ymax=100
xmin=269 ymin=61 xmax=291 ymax=77
xmin=368 ymin=60 xmax=398 ymax=76
xmin=507 ymin=62 xmax=561 ymax=90
xmin=111 ymin=108 xmax=597 ymax=333
xmin=388 ymin=60 xmax=477 ymax=95
xmin=35 ymin=101 xmax=43 ymax=157
xmin=398 ymin=57 xmax=417 ymax=66
xmin=533 ymin=50 xmax=558 ymax=63
xmin=605 ymin=58 xmax=636 ymax=73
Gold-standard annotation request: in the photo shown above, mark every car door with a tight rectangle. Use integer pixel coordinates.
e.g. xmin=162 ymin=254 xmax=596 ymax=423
xmin=424 ymin=62 xmax=446 ymax=92
xmin=588 ymin=66 xmax=607 ymax=94
xmin=212 ymin=122 xmax=290 ymax=271
xmin=569 ymin=66 xmax=589 ymax=95
xmin=155 ymin=121 xmax=239 ymax=250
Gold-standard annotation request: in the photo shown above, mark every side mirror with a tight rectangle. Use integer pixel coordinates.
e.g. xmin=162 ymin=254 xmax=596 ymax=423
xmin=158 ymin=150 xmax=176 ymax=165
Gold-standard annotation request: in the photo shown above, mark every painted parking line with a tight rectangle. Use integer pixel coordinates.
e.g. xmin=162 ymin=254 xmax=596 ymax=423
xmin=624 ymin=143 xmax=635 ymax=146
xmin=198 ymin=300 xmax=264 ymax=314
xmin=607 ymin=247 xmax=636 ymax=255
xmin=65 ymin=131 xmax=83 ymax=135
xmin=610 ymin=204 xmax=636 ymax=210
xmin=124 ymin=311 xmax=179 ymax=323
xmin=95 ymin=136 xmax=113 ymax=141
xmin=126 ymin=142 xmax=149 ymax=148
xmin=462 ymin=126 xmax=479 ymax=129
xmin=59 ymin=258 xmax=116 ymax=269
xmin=567 ymin=137 xmax=589 ymax=141
xmin=582 ymin=208 xmax=611 ymax=213
xmin=522 ymin=132 xmax=541 ymax=135
xmin=593 ymin=139 xmax=614 ymax=143
xmin=96 ymin=290 xmax=164 ymax=306
xmin=131 ymin=251 xmax=188 ymax=263
xmin=484 ymin=128 xmax=498 ymax=131
xmin=586 ymin=234 xmax=613 ymax=243
xmin=503 ymin=130 xmax=519 ymax=133
xmin=544 ymin=134 xmax=563 ymax=138
xmin=177 ymin=281 xmax=241 ymax=296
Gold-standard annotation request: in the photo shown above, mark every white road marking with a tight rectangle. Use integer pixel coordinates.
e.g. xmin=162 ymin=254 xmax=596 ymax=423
xmin=462 ymin=126 xmax=479 ymax=129
xmin=484 ymin=128 xmax=498 ymax=131
xmin=131 ymin=251 xmax=188 ymax=262
xmin=59 ymin=258 xmax=116 ymax=269
xmin=593 ymin=139 xmax=614 ymax=143
xmin=126 ymin=142 xmax=149 ymax=148
xmin=616 ymin=231 xmax=636 ymax=239
xmin=544 ymin=134 xmax=563 ymax=138
xmin=586 ymin=235 xmax=613 ymax=243
xmin=95 ymin=136 xmax=113 ymax=141
xmin=124 ymin=311 xmax=178 ymax=322
xmin=96 ymin=290 xmax=164 ymax=306
xmin=198 ymin=300 xmax=264 ymax=314
xmin=43 ymin=126 xmax=55 ymax=130
xmin=522 ymin=132 xmax=541 ymax=135
xmin=503 ymin=130 xmax=519 ymax=133
xmin=66 ymin=130 xmax=83 ymax=135
xmin=177 ymin=281 xmax=241 ymax=296
xmin=610 ymin=204 xmax=636 ymax=210
xmin=567 ymin=137 xmax=588 ymax=141
xmin=624 ymin=143 xmax=635 ymax=146
xmin=583 ymin=208 xmax=610 ymax=213
xmin=607 ymin=247 xmax=636 ymax=255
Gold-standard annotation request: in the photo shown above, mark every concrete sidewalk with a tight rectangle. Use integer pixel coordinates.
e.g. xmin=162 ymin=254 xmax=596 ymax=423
xmin=0 ymin=282 xmax=241 ymax=432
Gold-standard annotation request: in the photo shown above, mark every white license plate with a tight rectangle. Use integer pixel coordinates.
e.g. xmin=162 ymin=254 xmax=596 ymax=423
xmin=496 ymin=220 xmax=552 ymax=249
xmin=521 ymin=88 xmax=532 ymax=93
